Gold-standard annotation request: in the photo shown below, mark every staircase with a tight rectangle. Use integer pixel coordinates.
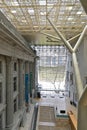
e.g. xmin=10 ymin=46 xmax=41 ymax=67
xmin=37 ymin=105 xmax=71 ymax=130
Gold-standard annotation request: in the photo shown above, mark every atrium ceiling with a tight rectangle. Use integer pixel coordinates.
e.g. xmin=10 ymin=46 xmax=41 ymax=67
xmin=0 ymin=0 xmax=87 ymax=45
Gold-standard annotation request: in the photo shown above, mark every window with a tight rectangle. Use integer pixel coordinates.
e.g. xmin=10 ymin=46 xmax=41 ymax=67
xmin=71 ymin=61 xmax=72 ymax=66
xmin=52 ymin=56 xmax=56 ymax=65
xmin=46 ymin=56 xmax=51 ymax=66
xmin=23 ymin=63 xmax=25 ymax=70
xmin=70 ymin=73 xmax=73 ymax=85
xmin=0 ymin=82 xmax=2 ymax=103
xmin=13 ymin=77 xmax=17 ymax=91
xmin=0 ymin=61 xmax=2 ymax=73
xmin=14 ymin=62 xmax=17 ymax=71
xmin=58 ymin=56 xmax=64 ymax=65
xmin=0 ymin=114 xmax=2 ymax=128
xmin=14 ymin=99 xmax=17 ymax=113
xmin=66 ymin=71 xmax=69 ymax=81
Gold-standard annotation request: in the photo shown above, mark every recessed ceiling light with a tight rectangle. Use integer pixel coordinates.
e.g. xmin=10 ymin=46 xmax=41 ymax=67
xmin=13 ymin=2 xmax=19 ymax=6
xmin=11 ymin=10 xmax=16 ymax=13
xmin=68 ymin=17 xmax=73 ymax=20
xmin=28 ymin=9 xmax=34 ymax=15
xmin=72 ymin=22 xmax=75 ymax=23
xmin=40 ymin=12 xmax=46 ymax=15
xmin=81 ymin=22 xmax=85 ymax=23
xmin=39 ymin=1 xmax=46 ymax=5
xmin=22 ymin=20 xmax=26 ymax=23
xmin=42 ymin=19 xmax=46 ymax=21
xmin=77 ymin=11 xmax=82 ymax=14
xmin=66 ymin=6 xmax=72 ymax=10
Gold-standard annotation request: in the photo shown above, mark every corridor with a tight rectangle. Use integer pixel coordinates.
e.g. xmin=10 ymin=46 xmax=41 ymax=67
xmin=0 ymin=0 xmax=87 ymax=130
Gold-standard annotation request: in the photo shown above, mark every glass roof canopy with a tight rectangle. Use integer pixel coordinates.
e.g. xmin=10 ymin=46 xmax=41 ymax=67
xmin=0 ymin=0 xmax=87 ymax=40
xmin=36 ymin=45 xmax=67 ymax=90
xmin=1 ymin=0 xmax=86 ymax=90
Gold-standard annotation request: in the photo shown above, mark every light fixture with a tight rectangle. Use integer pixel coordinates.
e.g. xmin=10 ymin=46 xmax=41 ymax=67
xmin=66 ymin=6 xmax=72 ymax=10
xmin=39 ymin=1 xmax=46 ymax=5
xmin=28 ymin=9 xmax=34 ymax=15
xmin=68 ymin=17 xmax=73 ymax=20
xmin=22 ymin=20 xmax=26 ymax=23
xmin=77 ymin=11 xmax=82 ymax=15
xmin=13 ymin=2 xmax=19 ymax=6
xmin=81 ymin=22 xmax=85 ymax=23
xmin=11 ymin=10 xmax=16 ymax=13
xmin=72 ymin=22 xmax=75 ymax=23
xmin=40 ymin=12 xmax=46 ymax=15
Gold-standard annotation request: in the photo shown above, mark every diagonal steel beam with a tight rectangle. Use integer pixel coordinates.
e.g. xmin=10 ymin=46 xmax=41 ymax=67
xmin=72 ymin=53 xmax=83 ymax=98
xmin=80 ymin=0 xmax=87 ymax=14
xmin=40 ymin=32 xmax=61 ymax=41
xmin=68 ymin=33 xmax=81 ymax=42
xmin=47 ymin=17 xmax=73 ymax=53
xmin=47 ymin=17 xmax=83 ymax=99
xmin=41 ymin=32 xmax=81 ymax=43
xmin=73 ymin=25 xmax=87 ymax=52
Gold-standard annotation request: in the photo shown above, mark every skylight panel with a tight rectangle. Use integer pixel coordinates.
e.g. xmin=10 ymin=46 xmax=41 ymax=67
xmin=11 ymin=1 xmax=19 ymax=6
xmin=28 ymin=9 xmax=34 ymax=15
xmin=68 ymin=17 xmax=73 ymax=20
xmin=39 ymin=0 xmax=46 ymax=5
xmin=77 ymin=11 xmax=82 ymax=15
xmin=40 ymin=12 xmax=46 ymax=15
xmin=11 ymin=10 xmax=16 ymax=14
xmin=66 ymin=6 xmax=73 ymax=11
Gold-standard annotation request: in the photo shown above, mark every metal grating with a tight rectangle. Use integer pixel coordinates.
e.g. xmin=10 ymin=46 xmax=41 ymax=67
xmin=0 ymin=0 xmax=87 ymax=41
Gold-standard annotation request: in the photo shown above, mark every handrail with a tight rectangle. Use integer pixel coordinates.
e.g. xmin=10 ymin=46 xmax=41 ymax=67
xmin=68 ymin=111 xmax=77 ymax=130
xmin=30 ymin=103 xmax=38 ymax=130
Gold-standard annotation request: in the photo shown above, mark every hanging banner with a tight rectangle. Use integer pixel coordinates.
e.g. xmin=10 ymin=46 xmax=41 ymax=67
xmin=25 ymin=73 xmax=29 ymax=103
xmin=30 ymin=72 xmax=32 ymax=97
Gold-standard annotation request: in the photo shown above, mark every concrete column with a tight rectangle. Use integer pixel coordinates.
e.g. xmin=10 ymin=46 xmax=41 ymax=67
xmin=18 ymin=60 xmax=24 ymax=109
xmin=29 ymin=62 xmax=35 ymax=102
xmin=32 ymin=62 xmax=35 ymax=99
xmin=34 ymin=57 xmax=39 ymax=97
xmin=32 ymin=62 xmax=35 ymax=90
xmin=6 ymin=57 xmax=13 ymax=129
xmin=32 ymin=58 xmax=38 ymax=97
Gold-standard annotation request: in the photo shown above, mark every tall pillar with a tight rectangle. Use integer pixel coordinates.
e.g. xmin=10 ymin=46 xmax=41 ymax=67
xmin=32 ymin=59 xmax=36 ymax=97
xmin=6 ymin=57 xmax=13 ymax=129
xmin=34 ymin=57 xmax=38 ymax=97
xmin=25 ymin=61 xmax=29 ymax=106
xmin=32 ymin=62 xmax=35 ymax=89
xmin=18 ymin=60 xmax=24 ymax=109
xmin=29 ymin=62 xmax=33 ymax=97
